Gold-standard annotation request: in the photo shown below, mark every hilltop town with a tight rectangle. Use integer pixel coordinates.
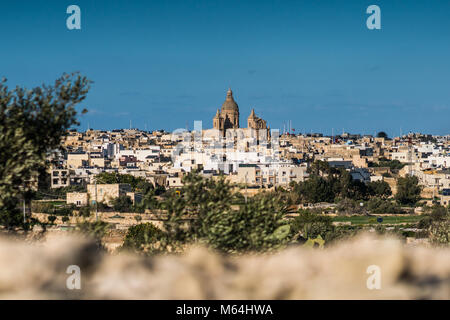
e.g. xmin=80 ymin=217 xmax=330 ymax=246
xmin=25 ymin=89 xmax=450 ymax=250
xmin=50 ymin=90 xmax=450 ymax=204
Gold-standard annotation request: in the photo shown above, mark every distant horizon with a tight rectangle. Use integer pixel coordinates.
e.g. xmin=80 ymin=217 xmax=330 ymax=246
xmin=69 ymin=126 xmax=447 ymax=139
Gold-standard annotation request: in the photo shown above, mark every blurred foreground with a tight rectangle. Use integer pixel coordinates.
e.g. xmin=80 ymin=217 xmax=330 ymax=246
xmin=0 ymin=234 xmax=448 ymax=299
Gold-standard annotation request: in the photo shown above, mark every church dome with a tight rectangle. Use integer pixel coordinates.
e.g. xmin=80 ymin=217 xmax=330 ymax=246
xmin=221 ymin=88 xmax=239 ymax=113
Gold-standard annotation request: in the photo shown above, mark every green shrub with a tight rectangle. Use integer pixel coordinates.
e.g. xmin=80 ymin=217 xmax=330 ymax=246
xmin=418 ymin=216 xmax=433 ymax=229
xmin=430 ymin=205 xmax=448 ymax=221
xmin=31 ymin=201 xmax=74 ymax=215
xmin=48 ymin=215 xmax=57 ymax=225
xmin=336 ymin=198 xmax=365 ymax=215
xmin=31 ymin=202 xmax=53 ymax=213
xmin=429 ymin=221 xmax=450 ymax=246
xmin=96 ymin=201 xmax=110 ymax=211
xmin=415 ymin=229 xmax=429 ymax=239
xmin=78 ymin=206 xmax=91 ymax=217
xmin=95 ymin=172 xmax=154 ymax=193
xmin=395 ymin=176 xmax=422 ymax=205
xmin=122 ymin=223 xmax=165 ymax=254
xmin=366 ymin=198 xmax=402 ymax=214
xmin=156 ymin=173 xmax=291 ymax=253
xmin=112 ymin=195 xmax=133 ymax=212
xmin=290 ymin=210 xmax=334 ymax=240
xmin=367 ymin=180 xmax=392 ymax=198
xmin=199 ymin=193 xmax=290 ymax=253
xmin=74 ymin=220 xmax=110 ymax=241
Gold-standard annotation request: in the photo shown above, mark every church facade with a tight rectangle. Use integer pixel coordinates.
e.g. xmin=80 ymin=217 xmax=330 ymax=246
xmin=213 ymin=88 xmax=267 ymax=131
xmin=173 ymin=88 xmax=279 ymax=175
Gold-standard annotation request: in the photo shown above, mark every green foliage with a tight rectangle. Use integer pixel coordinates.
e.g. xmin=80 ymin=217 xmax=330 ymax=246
xmin=290 ymin=210 xmax=359 ymax=244
xmin=395 ymin=176 xmax=422 ymax=205
xmin=291 ymin=175 xmax=335 ymax=203
xmin=418 ymin=216 xmax=433 ymax=229
xmin=369 ymin=158 xmax=405 ymax=170
xmin=132 ymin=205 xmax=145 ymax=213
xmin=74 ymin=220 xmax=110 ymax=250
xmin=336 ymin=198 xmax=365 ymax=215
xmin=331 ymin=225 xmax=360 ymax=241
xmin=47 ymin=215 xmax=57 ymax=225
xmin=121 ymin=223 xmax=165 ymax=254
xmin=112 ymin=195 xmax=133 ymax=212
xmin=75 ymin=220 xmax=110 ymax=239
xmin=333 ymin=214 xmax=421 ymax=225
xmin=429 ymin=221 xmax=449 ymax=246
xmin=231 ymin=191 xmax=247 ymax=205
xmin=95 ymin=172 xmax=158 ymax=213
xmin=417 ymin=206 xmax=449 ymax=246
xmin=95 ymin=172 xmax=153 ymax=193
xmin=78 ymin=206 xmax=91 ymax=218
xmin=35 ymin=185 xmax=86 ymax=200
xmin=374 ymin=225 xmax=387 ymax=235
xmin=303 ymin=235 xmax=325 ymax=248
xmin=290 ymin=210 xmax=334 ymax=241
xmin=336 ymin=171 xmax=370 ymax=200
xmin=367 ymin=180 xmax=392 ymax=198
xmin=96 ymin=201 xmax=110 ymax=211
xmin=292 ymin=161 xmax=386 ymax=204
xmin=430 ymin=205 xmax=448 ymax=221
xmin=155 ymin=173 xmax=291 ymax=253
xmin=31 ymin=201 xmax=75 ymax=215
xmin=200 ymin=193 xmax=290 ymax=253
xmin=306 ymin=160 xmax=338 ymax=176
xmin=376 ymin=131 xmax=388 ymax=139
xmin=366 ymin=198 xmax=402 ymax=214
xmin=0 ymin=73 xmax=91 ymax=229
xmin=140 ymin=188 xmax=159 ymax=210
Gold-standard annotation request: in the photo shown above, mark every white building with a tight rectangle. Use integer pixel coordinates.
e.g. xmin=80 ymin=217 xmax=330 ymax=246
xmin=115 ymin=146 xmax=161 ymax=162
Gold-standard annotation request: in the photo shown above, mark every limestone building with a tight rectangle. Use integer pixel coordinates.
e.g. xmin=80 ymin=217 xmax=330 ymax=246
xmin=213 ymin=88 xmax=240 ymax=130
xmin=213 ymin=88 xmax=267 ymax=131
xmin=247 ymin=108 xmax=267 ymax=130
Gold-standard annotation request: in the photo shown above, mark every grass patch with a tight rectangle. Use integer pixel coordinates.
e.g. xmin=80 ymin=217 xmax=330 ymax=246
xmin=333 ymin=215 xmax=422 ymax=225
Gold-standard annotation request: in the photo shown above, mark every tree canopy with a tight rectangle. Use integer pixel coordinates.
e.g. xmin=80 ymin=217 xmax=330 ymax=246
xmin=95 ymin=172 xmax=154 ymax=194
xmin=0 ymin=73 xmax=91 ymax=229
xmin=376 ymin=131 xmax=388 ymax=139
xmin=123 ymin=172 xmax=291 ymax=254
xmin=291 ymin=161 xmax=392 ymax=204
xmin=395 ymin=175 xmax=422 ymax=205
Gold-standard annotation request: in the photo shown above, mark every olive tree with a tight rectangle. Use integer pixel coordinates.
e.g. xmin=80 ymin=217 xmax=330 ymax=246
xmin=0 ymin=73 xmax=91 ymax=229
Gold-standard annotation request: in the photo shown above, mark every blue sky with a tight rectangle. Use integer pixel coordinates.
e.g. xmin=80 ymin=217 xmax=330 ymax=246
xmin=1 ymin=0 xmax=450 ymax=136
